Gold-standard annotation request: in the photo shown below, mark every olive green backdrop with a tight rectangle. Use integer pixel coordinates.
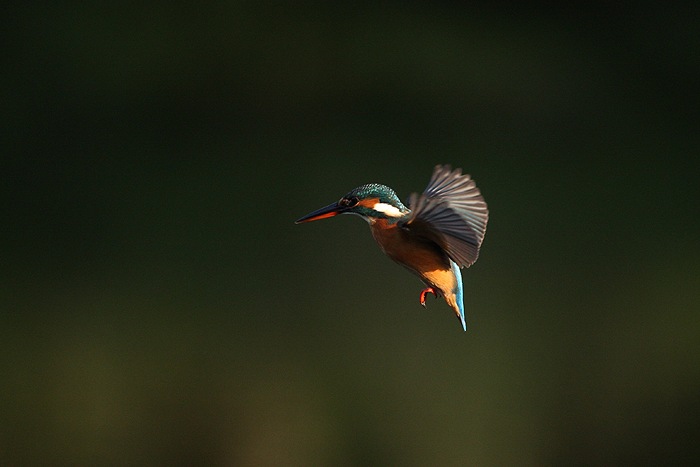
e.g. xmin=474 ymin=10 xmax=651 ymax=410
xmin=2 ymin=2 xmax=699 ymax=465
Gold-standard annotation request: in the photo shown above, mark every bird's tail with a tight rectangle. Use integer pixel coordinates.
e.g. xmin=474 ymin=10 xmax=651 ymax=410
xmin=446 ymin=261 xmax=467 ymax=331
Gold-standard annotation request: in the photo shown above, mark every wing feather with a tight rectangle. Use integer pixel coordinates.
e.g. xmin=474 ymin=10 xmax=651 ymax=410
xmin=401 ymin=165 xmax=488 ymax=268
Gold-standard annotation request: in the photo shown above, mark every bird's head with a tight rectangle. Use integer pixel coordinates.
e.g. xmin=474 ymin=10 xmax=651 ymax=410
xmin=295 ymin=183 xmax=410 ymax=224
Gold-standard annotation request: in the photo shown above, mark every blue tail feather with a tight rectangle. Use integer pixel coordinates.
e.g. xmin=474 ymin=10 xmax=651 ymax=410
xmin=450 ymin=260 xmax=467 ymax=331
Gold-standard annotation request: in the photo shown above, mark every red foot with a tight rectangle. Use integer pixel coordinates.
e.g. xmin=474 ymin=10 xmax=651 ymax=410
xmin=419 ymin=287 xmax=437 ymax=307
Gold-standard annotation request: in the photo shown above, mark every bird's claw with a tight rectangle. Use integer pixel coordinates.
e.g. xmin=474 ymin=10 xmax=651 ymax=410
xmin=419 ymin=287 xmax=437 ymax=308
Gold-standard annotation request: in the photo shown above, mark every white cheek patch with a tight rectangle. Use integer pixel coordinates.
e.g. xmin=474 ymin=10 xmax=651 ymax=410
xmin=373 ymin=202 xmax=404 ymax=218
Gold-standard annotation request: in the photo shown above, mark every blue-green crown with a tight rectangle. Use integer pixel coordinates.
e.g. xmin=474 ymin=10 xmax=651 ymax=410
xmin=345 ymin=184 xmax=407 ymax=210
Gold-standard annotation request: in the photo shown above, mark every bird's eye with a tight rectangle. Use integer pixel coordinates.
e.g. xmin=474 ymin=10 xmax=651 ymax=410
xmin=339 ymin=196 xmax=359 ymax=208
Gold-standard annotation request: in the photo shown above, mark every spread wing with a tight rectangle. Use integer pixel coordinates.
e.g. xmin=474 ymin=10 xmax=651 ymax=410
xmin=400 ymin=165 xmax=488 ymax=268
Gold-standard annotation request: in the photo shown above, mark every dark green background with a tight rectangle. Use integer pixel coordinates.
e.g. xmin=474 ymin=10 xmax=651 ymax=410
xmin=3 ymin=2 xmax=699 ymax=465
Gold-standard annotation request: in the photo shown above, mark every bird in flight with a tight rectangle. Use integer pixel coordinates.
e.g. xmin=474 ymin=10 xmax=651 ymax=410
xmin=296 ymin=165 xmax=488 ymax=331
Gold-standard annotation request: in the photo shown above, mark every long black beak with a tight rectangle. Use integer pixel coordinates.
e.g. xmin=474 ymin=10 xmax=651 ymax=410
xmin=295 ymin=202 xmax=345 ymax=224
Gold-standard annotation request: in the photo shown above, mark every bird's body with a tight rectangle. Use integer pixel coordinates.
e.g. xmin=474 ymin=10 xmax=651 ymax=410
xmin=296 ymin=165 xmax=488 ymax=331
xmin=369 ymin=217 xmax=463 ymax=322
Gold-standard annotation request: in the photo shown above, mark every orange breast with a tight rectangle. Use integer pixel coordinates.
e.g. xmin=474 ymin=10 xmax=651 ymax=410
xmin=369 ymin=219 xmax=457 ymax=294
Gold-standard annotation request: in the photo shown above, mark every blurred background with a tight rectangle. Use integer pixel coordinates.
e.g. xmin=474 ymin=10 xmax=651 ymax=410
xmin=2 ymin=1 xmax=699 ymax=465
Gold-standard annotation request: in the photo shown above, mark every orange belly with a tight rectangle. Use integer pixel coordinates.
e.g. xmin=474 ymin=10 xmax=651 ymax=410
xmin=369 ymin=219 xmax=457 ymax=295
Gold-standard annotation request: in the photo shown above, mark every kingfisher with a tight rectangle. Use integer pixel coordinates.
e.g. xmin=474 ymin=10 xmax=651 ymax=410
xmin=295 ymin=164 xmax=488 ymax=331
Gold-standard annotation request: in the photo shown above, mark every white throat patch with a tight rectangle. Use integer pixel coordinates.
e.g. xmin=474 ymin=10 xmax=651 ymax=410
xmin=372 ymin=202 xmax=404 ymax=218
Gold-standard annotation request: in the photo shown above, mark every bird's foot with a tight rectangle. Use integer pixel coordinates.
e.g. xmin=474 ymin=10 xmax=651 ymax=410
xmin=419 ymin=287 xmax=437 ymax=308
